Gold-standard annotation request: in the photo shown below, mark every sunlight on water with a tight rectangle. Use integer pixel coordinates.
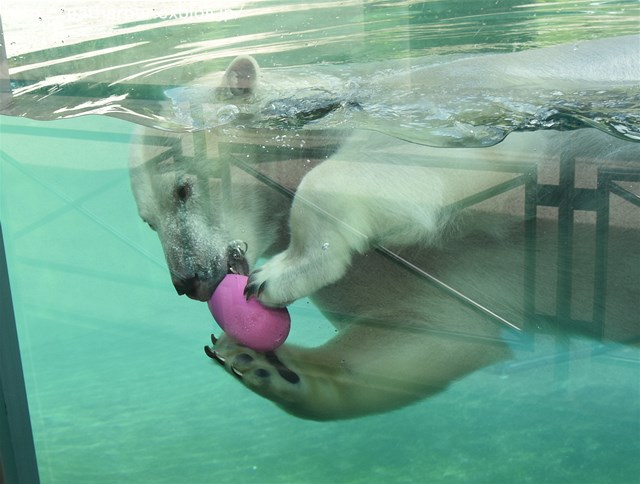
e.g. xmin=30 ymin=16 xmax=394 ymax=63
xmin=3 ymin=1 xmax=640 ymax=146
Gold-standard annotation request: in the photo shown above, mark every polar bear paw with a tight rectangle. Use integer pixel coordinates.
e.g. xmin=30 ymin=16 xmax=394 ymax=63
xmin=243 ymin=252 xmax=301 ymax=306
xmin=204 ymin=334 xmax=302 ymax=399
xmin=244 ymin=246 xmax=349 ymax=306
xmin=244 ymin=250 xmax=331 ymax=307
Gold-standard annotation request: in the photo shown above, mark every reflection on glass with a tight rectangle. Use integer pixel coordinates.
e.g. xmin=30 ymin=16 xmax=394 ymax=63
xmin=1 ymin=1 xmax=638 ymax=482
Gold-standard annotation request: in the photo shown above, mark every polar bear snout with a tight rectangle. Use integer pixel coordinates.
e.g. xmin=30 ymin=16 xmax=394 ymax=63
xmin=169 ymin=240 xmax=250 ymax=301
xmin=164 ymin=243 xmax=228 ymax=301
xmin=173 ymin=274 xmax=208 ymax=300
xmin=170 ymin=265 xmax=226 ymax=301
xmin=151 ymin=215 xmax=231 ymax=301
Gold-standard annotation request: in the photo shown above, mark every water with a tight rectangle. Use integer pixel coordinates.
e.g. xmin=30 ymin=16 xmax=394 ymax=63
xmin=158 ymin=44 xmax=639 ymax=147
xmin=1 ymin=1 xmax=639 ymax=483
xmin=4 ymin=1 xmax=640 ymax=146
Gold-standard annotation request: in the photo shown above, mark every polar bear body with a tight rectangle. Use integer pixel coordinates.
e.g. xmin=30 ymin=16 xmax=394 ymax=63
xmin=130 ymin=36 xmax=639 ymax=419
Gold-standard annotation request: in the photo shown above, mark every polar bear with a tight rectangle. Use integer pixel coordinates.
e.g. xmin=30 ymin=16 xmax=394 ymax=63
xmin=130 ymin=36 xmax=639 ymax=420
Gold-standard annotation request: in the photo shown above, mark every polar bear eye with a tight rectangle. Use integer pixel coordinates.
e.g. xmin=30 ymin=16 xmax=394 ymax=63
xmin=175 ymin=182 xmax=193 ymax=202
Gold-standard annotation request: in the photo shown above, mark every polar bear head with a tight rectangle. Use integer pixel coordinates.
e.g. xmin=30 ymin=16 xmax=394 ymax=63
xmin=128 ymin=56 xmax=291 ymax=301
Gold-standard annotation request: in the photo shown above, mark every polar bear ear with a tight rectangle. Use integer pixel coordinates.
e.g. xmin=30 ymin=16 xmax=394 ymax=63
xmin=220 ymin=55 xmax=259 ymax=97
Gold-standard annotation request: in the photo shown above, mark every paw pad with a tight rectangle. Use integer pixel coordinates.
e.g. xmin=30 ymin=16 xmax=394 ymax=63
xmin=204 ymin=333 xmax=300 ymax=386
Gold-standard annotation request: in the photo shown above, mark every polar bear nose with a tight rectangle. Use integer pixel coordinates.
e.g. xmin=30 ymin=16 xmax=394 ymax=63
xmin=173 ymin=276 xmax=201 ymax=298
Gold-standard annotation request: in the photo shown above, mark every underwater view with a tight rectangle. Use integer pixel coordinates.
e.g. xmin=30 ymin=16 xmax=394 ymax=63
xmin=1 ymin=1 xmax=639 ymax=483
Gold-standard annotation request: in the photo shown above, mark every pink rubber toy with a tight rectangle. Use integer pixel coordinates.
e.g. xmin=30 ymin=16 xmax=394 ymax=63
xmin=208 ymin=274 xmax=290 ymax=352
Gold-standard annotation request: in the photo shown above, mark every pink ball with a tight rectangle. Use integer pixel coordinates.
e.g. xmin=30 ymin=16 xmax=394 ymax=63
xmin=208 ymin=274 xmax=290 ymax=352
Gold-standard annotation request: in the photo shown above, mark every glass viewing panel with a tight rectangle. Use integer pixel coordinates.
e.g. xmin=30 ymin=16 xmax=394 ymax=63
xmin=1 ymin=2 xmax=638 ymax=483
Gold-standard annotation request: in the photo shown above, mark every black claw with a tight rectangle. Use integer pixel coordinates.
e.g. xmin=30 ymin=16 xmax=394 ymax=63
xmin=245 ymin=281 xmax=266 ymax=300
xmin=243 ymin=271 xmax=267 ymax=300
xmin=204 ymin=346 xmax=226 ymax=366
xmin=243 ymin=281 xmax=253 ymax=299
xmin=244 ymin=281 xmax=265 ymax=300
xmin=231 ymin=367 xmax=244 ymax=380
xmin=210 ymin=333 xmax=218 ymax=345
xmin=204 ymin=345 xmax=218 ymax=360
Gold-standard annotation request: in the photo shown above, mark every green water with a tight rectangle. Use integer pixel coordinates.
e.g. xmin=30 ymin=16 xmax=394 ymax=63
xmin=1 ymin=1 xmax=639 ymax=483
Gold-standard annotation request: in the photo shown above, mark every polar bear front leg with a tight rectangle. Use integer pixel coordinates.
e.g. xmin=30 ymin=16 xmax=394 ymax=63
xmin=244 ymin=158 xmax=445 ymax=307
xmin=244 ymin=175 xmax=370 ymax=306
xmin=243 ymin=207 xmax=360 ymax=307
xmin=205 ymin=322 xmax=509 ymax=420
xmin=207 ymin=333 xmax=423 ymax=421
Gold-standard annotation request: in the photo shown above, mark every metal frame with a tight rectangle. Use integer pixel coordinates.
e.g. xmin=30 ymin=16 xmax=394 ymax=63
xmin=0 ymin=223 xmax=41 ymax=484
xmin=150 ymin=126 xmax=636 ymax=343
xmin=594 ymin=168 xmax=640 ymax=336
xmin=223 ymin=139 xmax=638 ymax=343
